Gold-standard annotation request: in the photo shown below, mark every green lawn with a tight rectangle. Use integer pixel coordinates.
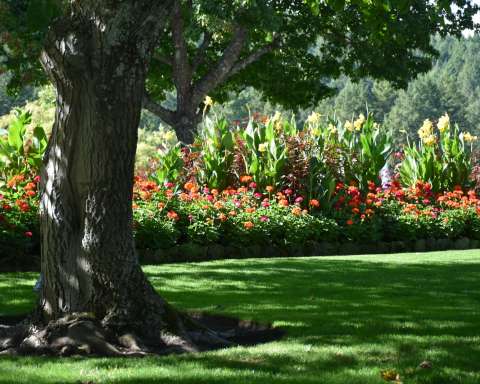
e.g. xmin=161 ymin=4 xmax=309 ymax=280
xmin=1 ymin=250 xmax=480 ymax=384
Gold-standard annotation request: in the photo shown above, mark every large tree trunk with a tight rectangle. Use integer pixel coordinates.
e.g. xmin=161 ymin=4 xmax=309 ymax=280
xmin=171 ymin=111 xmax=201 ymax=144
xmin=39 ymin=34 xmax=163 ymax=328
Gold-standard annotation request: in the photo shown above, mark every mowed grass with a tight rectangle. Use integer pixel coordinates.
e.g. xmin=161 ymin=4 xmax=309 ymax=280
xmin=1 ymin=250 xmax=480 ymax=384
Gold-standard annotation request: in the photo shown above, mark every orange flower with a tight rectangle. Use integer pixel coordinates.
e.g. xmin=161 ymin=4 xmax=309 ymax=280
xmin=25 ymin=190 xmax=36 ymax=197
xmin=266 ymin=185 xmax=274 ymax=193
xmin=24 ymin=182 xmax=36 ymax=191
xmin=167 ymin=210 xmax=179 ymax=221
xmin=240 ymin=175 xmax=253 ymax=183
xmin=352 ymin=207 xmax=360 ymax=214
xmin=158 ymin=202 xmax=165 ymax=209
xmin=214 ymin=201 xmax=224 ymax=209
xmin=140 ymin=191 xmax=152 ymax=200
xmin=218 ymin=213 xmax=227 ymax=222
xmin=245 ymin=207 xmax=256 ymax=213
xmin=7 ymin=174 xmax=24 ymax=188
xmin=279 ymin=199 xmax=289 ymax=207
xmin=243 ymin=221 xmax=254 ymax=230
xmin=184 ymin=181 xmax=196 ymax=191
xmin=292 ymin=207 xmax=302 ymax=216
xmin=229 ymin=210 xmax=237 ymax=217
xmin=346 ymin=219 xmax=354 ymax=225
xmin=179 ymin=193 xmax=190 ymax=201
xmin=309 ymin=199 xmax=320 ymax=208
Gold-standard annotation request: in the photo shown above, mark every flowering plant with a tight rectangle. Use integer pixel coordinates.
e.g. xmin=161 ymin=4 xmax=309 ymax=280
xmin=400 ymin=114 xmax=475 ymax=192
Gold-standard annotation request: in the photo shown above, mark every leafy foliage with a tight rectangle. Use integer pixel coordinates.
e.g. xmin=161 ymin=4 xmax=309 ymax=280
xmin=400 ymin=115 xmax=475 ymax=192
xmin=0 ymin=109 xmax=47 ymax=185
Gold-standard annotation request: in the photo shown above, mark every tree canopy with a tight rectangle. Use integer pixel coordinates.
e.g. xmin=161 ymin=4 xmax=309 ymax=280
xmin=140 ymin=0 xmax=479 ymax=142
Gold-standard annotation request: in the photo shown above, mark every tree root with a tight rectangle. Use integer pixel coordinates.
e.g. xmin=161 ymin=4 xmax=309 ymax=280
xmin=0 ymin=310 xmax=282 ymax=357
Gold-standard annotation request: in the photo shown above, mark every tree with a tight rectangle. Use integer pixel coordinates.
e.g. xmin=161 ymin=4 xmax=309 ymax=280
xmin=0 ymin=1 xmax=228 ymax=356
xmin=0 ymin=0 xmax=478 ymax=356
xmin=143 ymin=0 xmax=479 ymax=143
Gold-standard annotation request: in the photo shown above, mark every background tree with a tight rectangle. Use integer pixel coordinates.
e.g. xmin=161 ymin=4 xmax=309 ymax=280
xmin=143 ymin=0 xmax=479 ymax=143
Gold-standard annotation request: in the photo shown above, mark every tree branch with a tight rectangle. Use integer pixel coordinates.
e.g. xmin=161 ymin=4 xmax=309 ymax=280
xmin=143 ymin=91 xmax=176 ymax=126
xmin=152 ymin=53 xmax=173 ymax=66
xmin=191 ymin=31 xmax=212 ymax=72
xmin=171 ymin=0 xmax=191 ymax=90
xmin=228 ymin=42 xmax=277 ymax=77
xmin=192 ymin=25 xmax=248 ymax=104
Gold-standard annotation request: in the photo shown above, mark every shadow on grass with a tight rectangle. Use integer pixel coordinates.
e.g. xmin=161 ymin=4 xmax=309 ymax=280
xmin=1 ymin=254 xmax=480 ymax=383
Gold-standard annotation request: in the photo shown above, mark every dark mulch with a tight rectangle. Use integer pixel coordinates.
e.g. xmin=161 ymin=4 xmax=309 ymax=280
xmin=0 ymin=312 xmax=285 ymax=357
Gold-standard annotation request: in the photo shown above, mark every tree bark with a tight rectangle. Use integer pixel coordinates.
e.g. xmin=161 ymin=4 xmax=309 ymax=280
xmin=28 ymin=2 xmax=209 ymax=352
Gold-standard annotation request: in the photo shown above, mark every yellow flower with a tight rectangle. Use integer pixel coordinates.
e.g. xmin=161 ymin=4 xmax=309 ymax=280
xmin=463 ymin=132 xmax=478 ymax=143
xmin=422 ymin=134 xmax=436 ymax=146
xmin=437 ymin=113 xmax=450 ymax=133
xmin=272 ymin=111 xmax=282 ymax=122
xmin=306 ymin=111 xmax=321 ymax=125
xmin=418 ymin=119 xmax=433 ymax=139
xmin=328 ymin=123 xmax=337 ymax=134
xmin=204 ymin=95 xmax=214 ymax=107
xmin=266 ymin=111 xmax=282 ymax=130
xmin=353 ymin=113 xmax=365 ymax=131
xmin=258 ymin=143 xmax=268 ymax=152
xmin=344 ymin=120 xmax=354 ymax=132
xmin=311 ymin=127 xmax=321 ymax=137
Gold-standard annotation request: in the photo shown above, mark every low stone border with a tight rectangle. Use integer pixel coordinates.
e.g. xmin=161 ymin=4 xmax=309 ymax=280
xmin=139 ymin=237 xmax=480 ymax=264
xmin=2 ymin=238 xmax=478 ymax=272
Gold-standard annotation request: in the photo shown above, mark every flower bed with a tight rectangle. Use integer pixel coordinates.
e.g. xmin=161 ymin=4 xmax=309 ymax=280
xmin=1 ymin=175 xmax=480 ymax=270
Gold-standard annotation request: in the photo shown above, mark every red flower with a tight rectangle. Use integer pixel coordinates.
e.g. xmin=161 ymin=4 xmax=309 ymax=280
xmin=243 ymin=221 xmax=254 ymax=229
xmin=346 ymin=219 xmax=354 ymax=226
xmin=15 ymin=199 xmax=30 ymax=212
xmin=309 ymin=199 xmax=320 ymax=208
xmin=25 ymin=231 xmax=33 ymax=237
xmin=167 ymin=210 xmax=179 ymax=221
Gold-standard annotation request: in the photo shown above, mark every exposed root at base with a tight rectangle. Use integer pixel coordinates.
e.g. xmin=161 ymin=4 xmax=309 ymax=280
xmin=0 ymin=312 xmax=283 ymax=357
